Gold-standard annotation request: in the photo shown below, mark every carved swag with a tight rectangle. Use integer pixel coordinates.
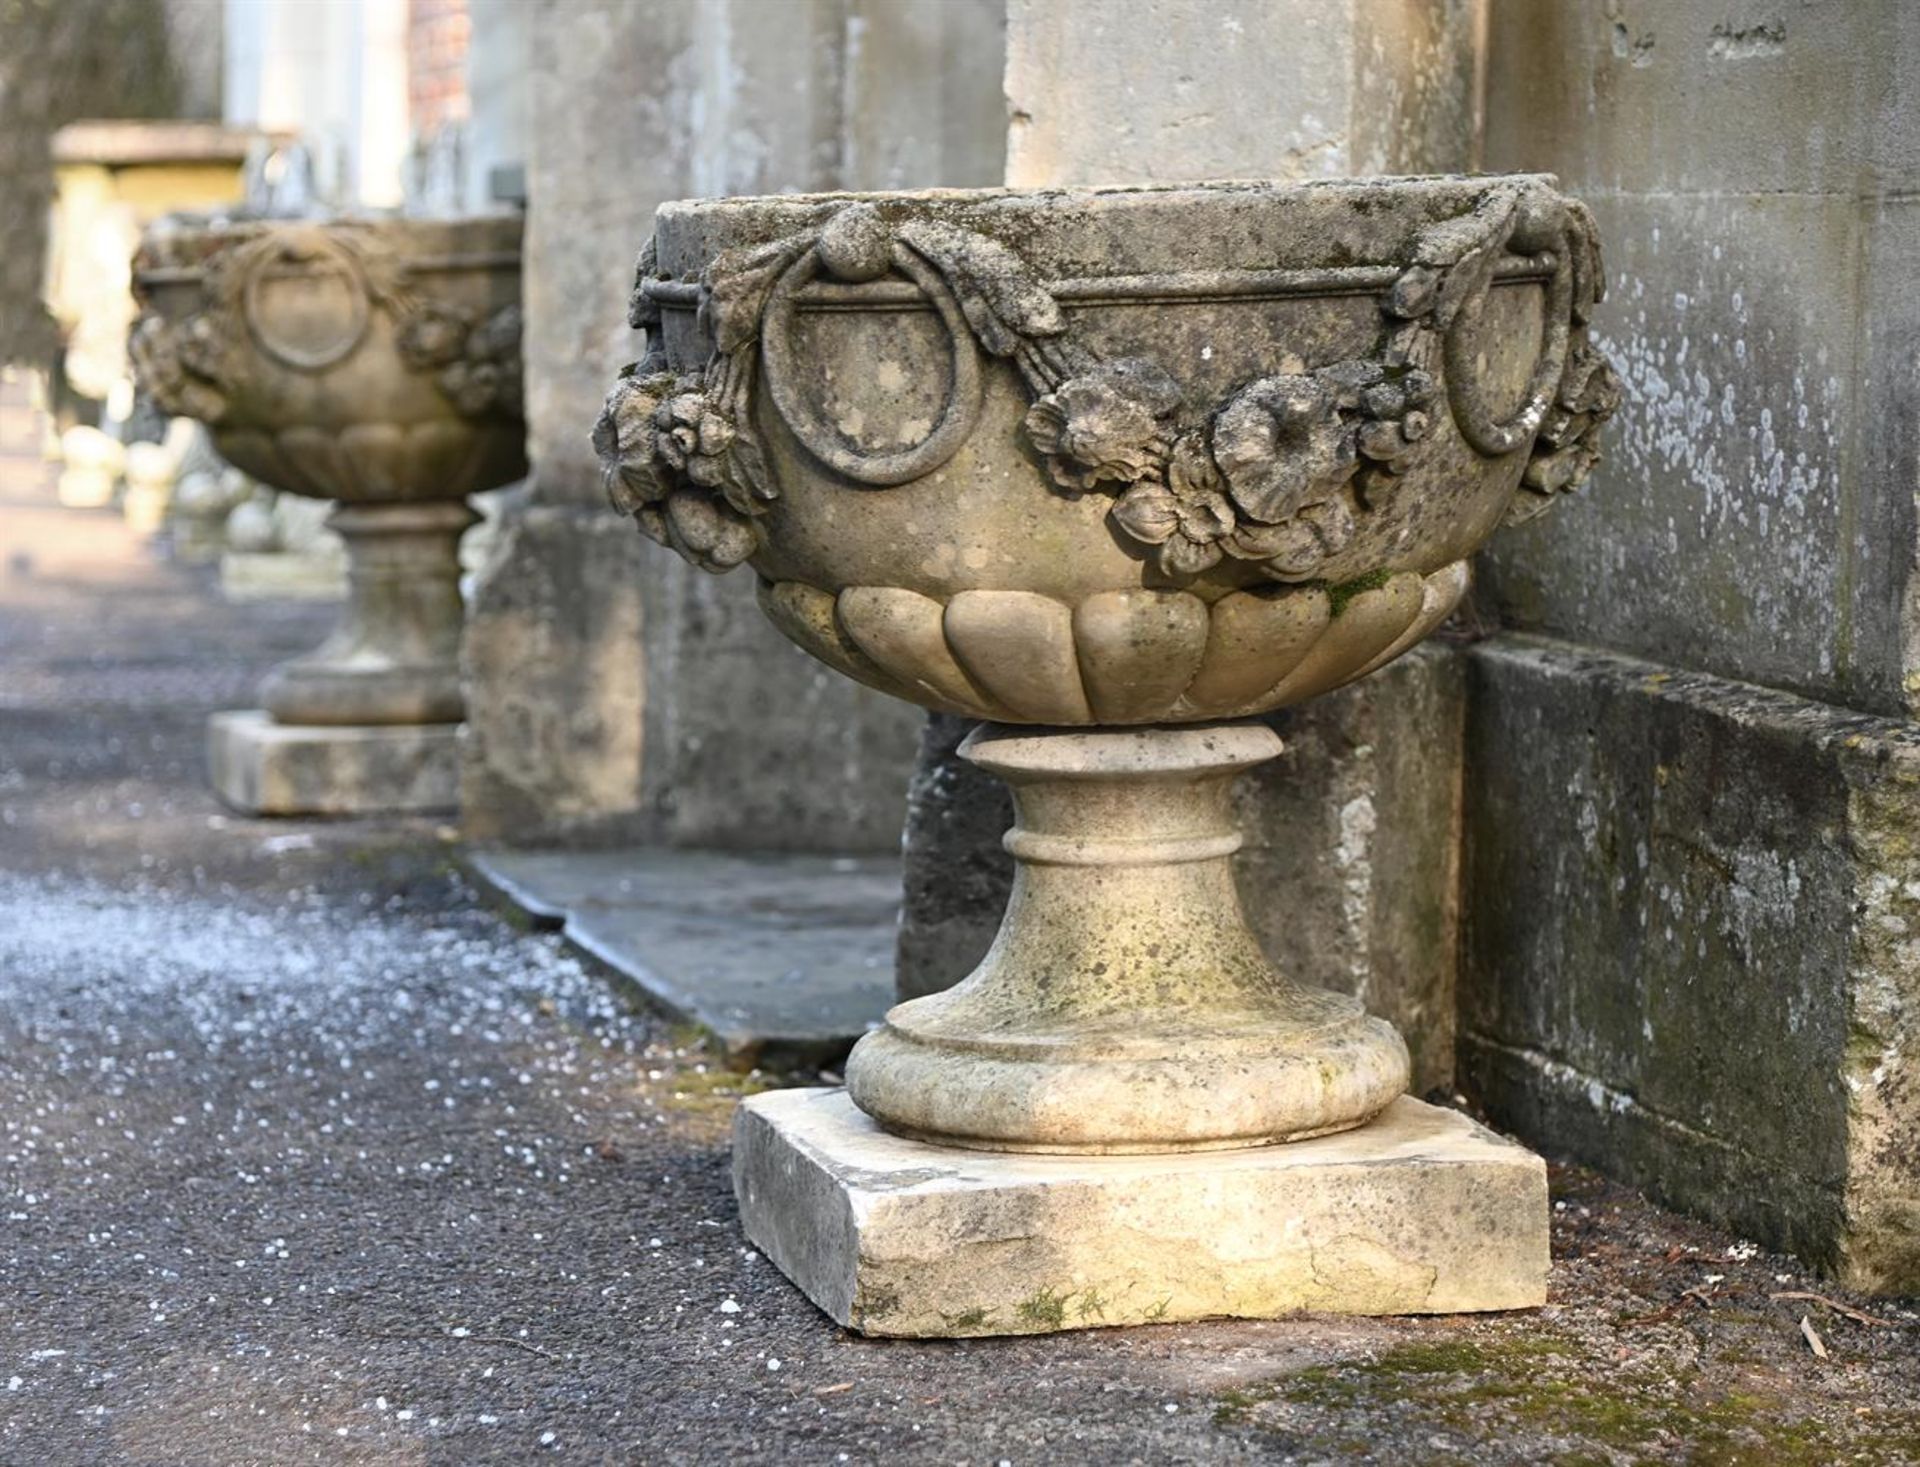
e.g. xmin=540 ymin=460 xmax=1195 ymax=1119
xmin=596 ymin=181 xmax=1620 ymax=576
xmin=133 ymin=224 xmax=523 ymax=425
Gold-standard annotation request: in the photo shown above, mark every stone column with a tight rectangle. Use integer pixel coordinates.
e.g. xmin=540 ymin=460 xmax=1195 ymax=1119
xmin=1465 ymin=0 xmax=1920 ymax=1293
xmin=896 ymin=0 xmax=1484 ymax=1093
xmin=460 ymin=0 xmax=1006 ymax=850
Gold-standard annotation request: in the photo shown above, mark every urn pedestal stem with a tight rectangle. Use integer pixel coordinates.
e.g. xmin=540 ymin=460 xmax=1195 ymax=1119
xmin=845 ymin=721 xmax=1410 ymax=1153
xmin=259 ymin=501 xmax=475 ymax=728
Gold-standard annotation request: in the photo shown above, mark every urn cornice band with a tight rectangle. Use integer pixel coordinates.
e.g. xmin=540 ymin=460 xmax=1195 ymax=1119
xmin=641 ymin=253 xmax=1560 ymax=313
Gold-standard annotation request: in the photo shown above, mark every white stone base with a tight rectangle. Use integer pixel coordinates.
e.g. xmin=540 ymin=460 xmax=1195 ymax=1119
xmin=734 ymin=1089 xmax=1548 ymax=1337
xmin=208 ymin=710 xmax=459 ymax=816
xmin=219 ymin=550 xmax=348 ymax=602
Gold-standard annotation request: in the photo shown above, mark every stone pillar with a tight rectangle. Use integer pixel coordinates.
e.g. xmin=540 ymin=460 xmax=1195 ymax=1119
xmin=1465 ymin=0 xmax=1920 ymax=1292
xmin=894 ymin=0 xmax=1484 ymax=1093
xmin=459 ymin=0 xmax=1006 ymax=851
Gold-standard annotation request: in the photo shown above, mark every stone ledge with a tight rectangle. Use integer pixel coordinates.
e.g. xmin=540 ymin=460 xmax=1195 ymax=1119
xmin=1463 ymin=634 xmax=1920 ymax=1294
xmin=733 ymin=1089 xmax=1547 ymax=1338
xmin=208 ymin=711 xmax=459 ymax=817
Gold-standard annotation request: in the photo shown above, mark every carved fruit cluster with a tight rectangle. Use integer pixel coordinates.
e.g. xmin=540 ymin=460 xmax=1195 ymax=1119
xmin=1509 ymin=339 xmax=1622 ymax=524
xmin=130 ymin=311 xmax=230 ymax=423
xmin=593 ymin=366 xmax=772 ymax=572
xmin=396 ymin=301 xmax=526 ymax=418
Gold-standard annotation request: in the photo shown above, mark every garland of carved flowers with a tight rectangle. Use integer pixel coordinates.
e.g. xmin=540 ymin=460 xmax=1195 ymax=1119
xmin=597 ymin=186 xmax=1620 ymax=576
xmin=131 ymin=225 xmax=525 ymax=427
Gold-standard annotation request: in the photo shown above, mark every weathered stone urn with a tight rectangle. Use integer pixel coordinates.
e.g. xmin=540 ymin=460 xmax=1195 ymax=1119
xmin=596 ymin=176 xmax=1618 ymax=1333
xmin=132 ymin=216 xmax=525 ymax=814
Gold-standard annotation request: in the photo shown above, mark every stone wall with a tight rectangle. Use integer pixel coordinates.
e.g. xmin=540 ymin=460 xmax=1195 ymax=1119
xmin=1477 ymin=0 xmax=1920 ymax=715
xmin=1467 ymin=0 xmax=1920 ymax=1290
xmin=460 ymin=0 xmax=1006 ymax=851
xmin=1462 ymin=638 xmax=1920 ymax=1292
xmin=1004 ymin=0 xmax=1483 ymax=187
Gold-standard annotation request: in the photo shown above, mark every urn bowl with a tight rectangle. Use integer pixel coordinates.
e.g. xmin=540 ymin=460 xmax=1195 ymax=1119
xmin=598 ymin=175 xmax=1617 ymax=725
xmin=132 ymin=215 xmax=527 ymax=506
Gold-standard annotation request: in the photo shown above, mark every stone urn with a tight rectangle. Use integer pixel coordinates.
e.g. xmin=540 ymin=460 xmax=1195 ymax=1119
xmin=596 ymin=176 xmax=1619 ymax=1332
xmin=132 ymin=216 xmax=525 ymax=814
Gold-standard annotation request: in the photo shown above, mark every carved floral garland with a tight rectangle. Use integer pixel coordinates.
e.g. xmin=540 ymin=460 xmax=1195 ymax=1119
xmin=131 ymin=225 xmax=524 ymax=426
xmin=596 ymin=184 xmax=1620 ymax=576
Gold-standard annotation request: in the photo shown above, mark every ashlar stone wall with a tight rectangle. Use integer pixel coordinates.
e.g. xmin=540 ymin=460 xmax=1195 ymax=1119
xmin=1468 ymin=0 xmax=1920 ymax=1291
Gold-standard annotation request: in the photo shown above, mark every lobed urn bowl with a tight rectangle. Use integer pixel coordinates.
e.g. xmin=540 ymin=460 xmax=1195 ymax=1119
xmin=597 ymin=176 xmax=1618 ymax=1153
xmin=598 ymin=176 xmax=1615 ymax=727
xmin=132 ymin=216 xmax=526 ymax=728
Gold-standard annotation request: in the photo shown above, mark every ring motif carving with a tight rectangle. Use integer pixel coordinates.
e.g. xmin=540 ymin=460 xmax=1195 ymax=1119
xmin=240 ymin=234 xmax=374 ymax=372
xmin=759 ymin=241 xmax=985 ymax=487
xmin=598 ymin=180 xmax=1620 ymax=579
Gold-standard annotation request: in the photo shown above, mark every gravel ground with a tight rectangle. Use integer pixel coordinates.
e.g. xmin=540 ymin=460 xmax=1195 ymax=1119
xmin=2 ymin=478 xmax=1917 ymax=1465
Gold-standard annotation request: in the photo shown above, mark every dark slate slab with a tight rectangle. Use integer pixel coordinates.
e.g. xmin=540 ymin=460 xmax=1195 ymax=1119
xmin=468 ymin=847 xmax=900 ymax=1064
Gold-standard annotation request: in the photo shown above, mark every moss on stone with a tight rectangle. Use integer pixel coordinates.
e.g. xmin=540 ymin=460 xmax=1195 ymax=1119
xmin=1327 ymin=567 xmax=1396 ymax=617
xmin=1217 ymin=1333 xmax=1920 ymax=1463
xmin=1015 ymin=1285 xmax=1069 ymax=1329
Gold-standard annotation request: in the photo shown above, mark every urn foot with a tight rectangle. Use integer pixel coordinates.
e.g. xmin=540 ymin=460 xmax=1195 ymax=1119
xmin=845 ymin=721 xmax=1410 ymax=1153
xmin=259 ymin=501 xmax=475 ymax=727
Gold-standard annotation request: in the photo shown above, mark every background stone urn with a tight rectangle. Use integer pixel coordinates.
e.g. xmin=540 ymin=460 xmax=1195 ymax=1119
xmin=133 ymin=216 xmax=525 ymax=815
xmin=597 ymin=176 xmax=1618 ymax=1332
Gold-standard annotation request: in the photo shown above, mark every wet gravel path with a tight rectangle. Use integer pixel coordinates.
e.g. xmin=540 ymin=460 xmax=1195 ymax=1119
xmin=2 ymin=483 xmax=1916 ymax=1465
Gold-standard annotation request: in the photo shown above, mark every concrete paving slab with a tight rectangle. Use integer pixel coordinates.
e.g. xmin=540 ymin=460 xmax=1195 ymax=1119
xmin=469 ymin=847 xmax=900 ymax=1063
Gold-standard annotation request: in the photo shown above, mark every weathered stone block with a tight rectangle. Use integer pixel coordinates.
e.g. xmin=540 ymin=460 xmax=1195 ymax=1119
xmin=1005 ymin=0 xmax=1482 ymax=186
xmin=629 ymin=539 xmax=924 ymax=853
xmin=1482 ymin=0 xmax=1920 ymax=714
xmin=460 ymin=501 xmax=647 ymax=845
xmin=1484 ymin=0 xmax=1920 ymax=198
xmin=735 ymin=1088 xmax=1547 ymax=1337
xmin=1460 ymin=636 xmax=1920 ymax=1293
xmin=459 ymin=0 xmax=1005 ymax=850
xmin=1475 ymin=190 xmax=1909 ymax=714
xmin=208 ymin=710 xmax=458 ymax=817
xmin=1239 ymin=642 xmax=1466 ymax=1095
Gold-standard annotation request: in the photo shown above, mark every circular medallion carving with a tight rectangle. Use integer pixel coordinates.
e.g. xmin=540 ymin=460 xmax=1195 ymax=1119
xmin=241 ymin=237 xmax=372 ymax=372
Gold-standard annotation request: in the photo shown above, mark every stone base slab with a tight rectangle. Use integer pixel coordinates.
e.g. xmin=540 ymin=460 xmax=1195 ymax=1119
xmin=733 ymin=1089 xmax=1547 ymax=1337
xmin=468 ymin=847 xmax=898 ymax=1064
xmin=219 ymin=550 xmax=347 ymax=602
xmin=208 ymin=710 xmax=459 ymax=816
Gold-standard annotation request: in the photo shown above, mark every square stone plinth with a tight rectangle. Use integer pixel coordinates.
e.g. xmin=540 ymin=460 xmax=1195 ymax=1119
xmin=733 ymin=1089 xmax=1548 ymax=1337
xmin=208 ymin=710 xmax=460 ymax=816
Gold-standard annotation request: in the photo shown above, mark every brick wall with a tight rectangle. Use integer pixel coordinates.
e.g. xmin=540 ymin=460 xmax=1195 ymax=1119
xmin=407 ymin=0 xmax=470 ymax=135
